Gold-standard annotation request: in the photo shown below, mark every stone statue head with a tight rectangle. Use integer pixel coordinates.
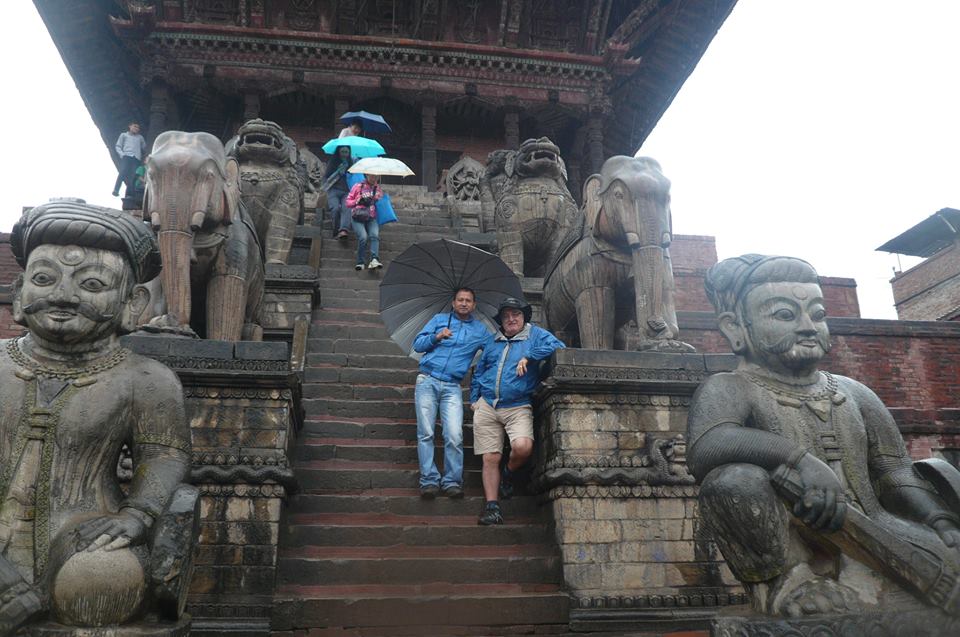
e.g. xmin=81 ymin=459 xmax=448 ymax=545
xmin=10 ymin=201 xmax=161 ymax=344
xmin=705 ymin=254 xmax=830 ymax=374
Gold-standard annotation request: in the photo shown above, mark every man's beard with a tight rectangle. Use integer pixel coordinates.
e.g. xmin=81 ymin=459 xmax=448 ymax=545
xmin=753 ymin=330 xmax=832 ymax=368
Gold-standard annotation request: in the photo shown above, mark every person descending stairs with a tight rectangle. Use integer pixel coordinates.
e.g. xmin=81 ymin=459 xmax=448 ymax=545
xmin=272 ymin=185 xmax=569 ymax=635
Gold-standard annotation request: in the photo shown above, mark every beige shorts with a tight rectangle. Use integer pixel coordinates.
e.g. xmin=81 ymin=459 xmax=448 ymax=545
xmin=472 ymin=397 xmax=534 ymax=455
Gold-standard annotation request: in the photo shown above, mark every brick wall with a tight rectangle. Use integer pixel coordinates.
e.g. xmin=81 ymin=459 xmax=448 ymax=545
xmin=0 ymin=234 xmax=24 ymax=339
xmin=891 ymin=243 xmax=960 ymax=320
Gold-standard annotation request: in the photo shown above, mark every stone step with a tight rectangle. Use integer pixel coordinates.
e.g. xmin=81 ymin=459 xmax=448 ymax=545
xmin=302 ymin=382 xmax=421 ymax=401
xmin=302 ymin=397 xmax=417 ymax=419
xmin=287 ymin=490 xmax=540 ymax=517
xmin=293 ymin=437 xmax=480 ymax=464
xmin=318 ymin=296 xmax=381 ymax=311
xmin=301 ymin=416 xmax=453 ymax=442
xmin=312 ymin=308 xmax=383 ymax=324
xmin=281 ymin=512 xmax=553 ymax=547
xmin=271 ymin=584 xmax=569 ymax=631
xmin=309 ymin=320 xmax=392 ymax=341
xmin=304 ymin=366 xmax=417 ymax=386
xmin=306 ymin=337 xmax=403 ymax=356
xmin=277 ymin=545 xmax=562 ymax=586
xmin=317 ymin=288 xmax=382 ymax=302
xmin=295 ymin=459 xmax=482 ymax=490
xmin=305 ymin=353 xmax=418 ymax=371
xmin=318 ymin=276 xmax=384 ymax=291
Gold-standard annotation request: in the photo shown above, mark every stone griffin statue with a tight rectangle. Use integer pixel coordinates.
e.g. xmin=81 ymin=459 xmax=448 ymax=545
xmin=543 ymin=156 xmax=687 ymax=351
xmin=226 ymin=119 xmax=304 ymax=265
xmin=688 ymin=254 xmax=960 ymax=630
xmin=1 ymin=201 xmax=197 ymax=634
xmin=479 ymin=137 xmax=579 ymax=277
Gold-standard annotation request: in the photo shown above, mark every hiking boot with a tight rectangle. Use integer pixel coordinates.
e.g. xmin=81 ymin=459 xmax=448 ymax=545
xmin=368 ymin=257 xmax=383 ymax=269
xmin=355 ymin=263 xmax=364 ymax=271
xmin=420 ymin=485 xmax=440 ymax=500
xmin=478 ymin=501 xmax=503 ymax=526
xmin=441 ymin=485 xmax=464 ymax=499
xmin=337 ymin=230 xmax=349 ymax=240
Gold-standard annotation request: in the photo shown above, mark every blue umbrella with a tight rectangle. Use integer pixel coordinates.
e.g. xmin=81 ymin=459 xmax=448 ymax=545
xmin=321 ymin=136 xmax=386 ymax=159
xmin=340 ymin=110 xmax=392 ymax=134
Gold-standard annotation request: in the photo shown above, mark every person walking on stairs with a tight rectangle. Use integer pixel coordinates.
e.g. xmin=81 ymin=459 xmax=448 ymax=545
xmin=345 ymin=173 xmax=384 ymax=270
xmin=320 ymin=145 xmax=356 ymax=240
xmin=470 ymin=298 xmax=565 ymax=525
xmin=112 ymin=121 xmax=147 ymax=197
xmin=412 ymin=288 xmax=490 ymax=500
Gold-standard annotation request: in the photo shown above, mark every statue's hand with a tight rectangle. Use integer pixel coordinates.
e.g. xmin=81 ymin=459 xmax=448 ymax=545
xmin=790 ymin=452 xmax=847 ymax=532
xmin=75 ymin=511 xmax=149 ymax=552
xmin=930 ymin=516 xmax=960 ymax=548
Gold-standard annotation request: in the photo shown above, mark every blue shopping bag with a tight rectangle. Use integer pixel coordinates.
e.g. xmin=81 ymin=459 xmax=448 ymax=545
xmin=376 ymin=193 xmax=398 ymax=225
xmin=347 ymin=172 xmax=365 ymax=190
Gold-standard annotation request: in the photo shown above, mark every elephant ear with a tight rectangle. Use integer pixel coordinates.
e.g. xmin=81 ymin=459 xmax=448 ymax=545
xmin=223 ymin=157 xmax=241 ymax=226
xmin=582 ymin=174 xmax=602 ymax=230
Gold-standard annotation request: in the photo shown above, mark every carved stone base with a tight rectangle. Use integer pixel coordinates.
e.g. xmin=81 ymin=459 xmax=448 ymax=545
xmin=712 ymin=608 xmax=960 ymax=637
xmin=27 ymin=614 xmax=191 ymax=636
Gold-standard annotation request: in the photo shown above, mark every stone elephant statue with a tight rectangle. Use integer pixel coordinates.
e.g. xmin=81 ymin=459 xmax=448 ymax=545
xmin=226 ymin=118 xmax=304 ymax=265
xmin=543 ymin=156 xmax=690 ymax=351
xmin=142 ymin=130 xmax=264 ymax=341
xmin=480 ymin=137 xmax=580 ymax=277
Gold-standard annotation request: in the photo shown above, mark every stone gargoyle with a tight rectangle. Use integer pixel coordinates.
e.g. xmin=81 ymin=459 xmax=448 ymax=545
xmin=480 ymin=137 xmax=580 ymax=277
xmin=543 ymin=156 xmax=688 ymax=351
xmin=226 ymin=118 xmax=304 ymax=265
xmin=141 ymin=130 xmax=264 ymax=341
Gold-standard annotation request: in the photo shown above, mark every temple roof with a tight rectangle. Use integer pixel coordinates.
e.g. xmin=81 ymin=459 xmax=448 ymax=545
xmin=877 ymin=208 xmax=960 ymax=258
xmin=34 ymin=0 xmax=737 ymax=160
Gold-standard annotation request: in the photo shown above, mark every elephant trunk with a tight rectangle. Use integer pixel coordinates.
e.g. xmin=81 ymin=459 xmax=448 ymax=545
xmin=156 ymin=231 xmax=194 ymax=327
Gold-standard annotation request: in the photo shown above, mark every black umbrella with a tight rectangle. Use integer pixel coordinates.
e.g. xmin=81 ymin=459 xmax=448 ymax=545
xmin=379 ymin=239 xmax=525 ymax=357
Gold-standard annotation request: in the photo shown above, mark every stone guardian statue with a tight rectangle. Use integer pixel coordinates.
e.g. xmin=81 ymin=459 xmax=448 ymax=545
xmin=687 ymin=254 xmax=960 ymax=628
xmin=2 ymin=201 xmax=197 ymax=634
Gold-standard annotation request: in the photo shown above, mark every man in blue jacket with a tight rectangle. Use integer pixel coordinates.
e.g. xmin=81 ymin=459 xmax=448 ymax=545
xmin=413 ymin=288 xmax=490 ymax=499
xmin=470 ymin=298 xmax=565 ymax=525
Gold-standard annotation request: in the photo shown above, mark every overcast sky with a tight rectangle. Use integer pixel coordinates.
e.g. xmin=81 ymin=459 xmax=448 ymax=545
xmin=3 ymin=1 xmax=958 ymax=319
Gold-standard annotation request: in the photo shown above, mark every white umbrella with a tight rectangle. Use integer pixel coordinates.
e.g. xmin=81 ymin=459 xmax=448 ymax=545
xmin=348 ymin=157 xmax=415 ymax=177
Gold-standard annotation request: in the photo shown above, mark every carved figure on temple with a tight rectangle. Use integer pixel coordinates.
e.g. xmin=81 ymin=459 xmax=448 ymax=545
xmin=688 ymin=254 xmax=960 ymax=624
xmin=226 ymin=119 xmax=304 ymax=265
xmin=142 ymin=130 xmax=264 ymax=341
xmin=479 ymin=137 xmax=579 ymax=277
xmin=298 ymin=146 xmax=325 ymax=210
xmin=1 ymin=201 xmax=197 ymax=634
xmin=543 ymin=156 xmax=687 ymax=351
xmin=446 ymin=156 xmax=484 ymax=203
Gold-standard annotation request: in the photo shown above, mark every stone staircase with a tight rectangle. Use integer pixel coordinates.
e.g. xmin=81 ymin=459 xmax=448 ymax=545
xmin=272 ymin=186 xmax=571 ymax=635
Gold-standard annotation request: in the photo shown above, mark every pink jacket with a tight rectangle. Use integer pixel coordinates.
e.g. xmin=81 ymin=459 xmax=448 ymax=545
xmin=346 ymin=181 xmax=383 ymax=218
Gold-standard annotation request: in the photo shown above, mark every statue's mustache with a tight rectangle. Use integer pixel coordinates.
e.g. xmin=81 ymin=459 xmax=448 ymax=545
xmin=22 ymin=298 xmax=115 ymax=322
xmin=760 ymin=331 xmax=832 ymax=355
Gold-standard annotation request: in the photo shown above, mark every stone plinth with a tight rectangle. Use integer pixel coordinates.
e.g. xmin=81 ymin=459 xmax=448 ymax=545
xmin=28 ymin=615 xmax=192 ymax=636
xmin=263 ymin=263 xmax=320 ymax=336
xmin=534 ymin=348 xmax=746 ymax=632
xmin=712 ymin=607 xmax=960 ymax=636
xmin=122 ymin=336 xmax=302 ymax=635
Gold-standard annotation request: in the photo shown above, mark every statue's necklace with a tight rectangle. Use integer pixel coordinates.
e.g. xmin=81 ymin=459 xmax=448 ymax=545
xmin=7 ymin=336 xmax=128 ymax=382
xmin=742 ymin=370 xmax=837 ymax=402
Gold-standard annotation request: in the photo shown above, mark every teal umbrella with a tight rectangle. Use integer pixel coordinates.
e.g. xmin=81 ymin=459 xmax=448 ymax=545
xmin=322 ymin=136 xmax=385 ymax=159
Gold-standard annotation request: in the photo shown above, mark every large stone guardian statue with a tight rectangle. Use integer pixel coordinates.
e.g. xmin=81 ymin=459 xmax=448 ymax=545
xmin=1 ymin=201 xmax=197 ymax=635
xmin=688 ymin=254 xmax=960 ymax=630
xmin=543 ymin=156 xmax=687 ymax=351
xmin=142 ymin=130 xmax=264 ymax=341
xmin=226 ymin=119 xmax=305 ymax=265
xmin=480 ymin=137 xmax=579 ymax=277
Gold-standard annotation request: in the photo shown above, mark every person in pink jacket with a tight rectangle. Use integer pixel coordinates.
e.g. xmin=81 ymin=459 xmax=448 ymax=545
xmin=345 ymin=173 xmax=384 ymax=270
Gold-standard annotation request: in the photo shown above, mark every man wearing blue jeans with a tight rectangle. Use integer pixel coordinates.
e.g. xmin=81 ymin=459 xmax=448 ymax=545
xmin=412 ymin=288 xmax=490 ymax=499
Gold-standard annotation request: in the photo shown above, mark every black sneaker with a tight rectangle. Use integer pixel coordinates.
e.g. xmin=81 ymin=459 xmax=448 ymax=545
xmin=441 ymin=485 xmax=464 ymax=499
xmin=478 ymin=501 xmax=503 ymax=526
xmin=420 ymin=485 xmax=440 ymax=500
xmin=355 ymin=263 xmax=364 ymax=271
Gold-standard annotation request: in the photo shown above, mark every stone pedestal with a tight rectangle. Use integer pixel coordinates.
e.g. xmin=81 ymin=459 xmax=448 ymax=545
xmin=28 ymin=615 xmax=192 ymax=636
xmin=712 ymin=607 xmax=960 ymax=636
xmin=534 ymin=349 xmax=746 ymax=632
xmin=122 ymin=336 xmax=302 ymax=635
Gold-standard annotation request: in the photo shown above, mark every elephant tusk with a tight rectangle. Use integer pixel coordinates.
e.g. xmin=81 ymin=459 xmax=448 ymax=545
xmin=151 ymin=212 xmax=161 ymax=230
xmin=625 ymin=232 xmax=641 ymax=248
xmin=190 ymin=211 xmax=206 ymax=231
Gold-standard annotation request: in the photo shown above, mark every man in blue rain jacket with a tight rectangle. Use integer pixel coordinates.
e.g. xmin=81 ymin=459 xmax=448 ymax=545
xmin=413 ymin=287 xmax=490 ymax=499
xmin=469 ymin=298 xmax=565 ymax=524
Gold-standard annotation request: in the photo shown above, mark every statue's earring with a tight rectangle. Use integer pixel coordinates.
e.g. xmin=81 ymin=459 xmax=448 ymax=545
xmin=734 ymin=339 xmax=742 ymax=350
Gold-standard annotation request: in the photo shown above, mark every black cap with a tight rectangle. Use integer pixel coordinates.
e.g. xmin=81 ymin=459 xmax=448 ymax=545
xmin=496 ymin=297 xmax=531 ymax=325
